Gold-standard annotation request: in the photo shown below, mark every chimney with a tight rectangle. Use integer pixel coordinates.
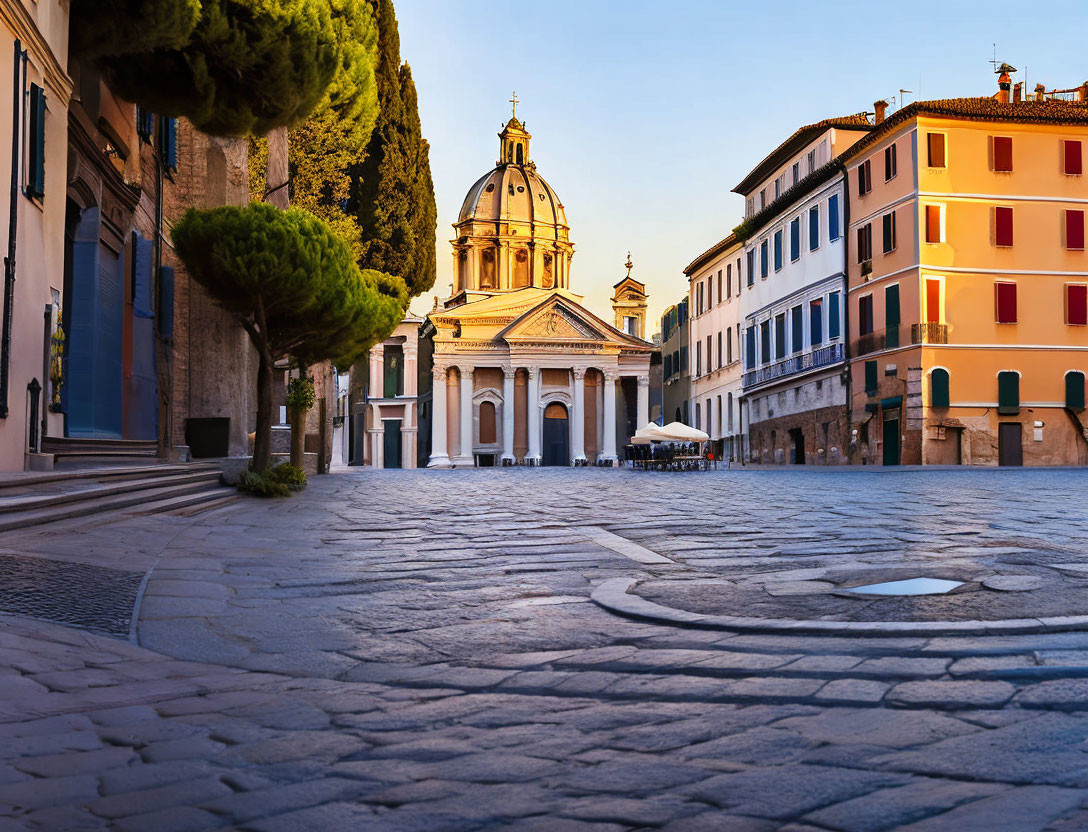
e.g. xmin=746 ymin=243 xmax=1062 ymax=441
xmin=1079 ymin=82 xmax=1088 ymax=103
xmin=1013 ymin=82 xmax=1023 ymax=103
xmin=995 ymin=62 xmax=1014 ymax=104
xmin=873 ymin=100 xmax=888 ymax=124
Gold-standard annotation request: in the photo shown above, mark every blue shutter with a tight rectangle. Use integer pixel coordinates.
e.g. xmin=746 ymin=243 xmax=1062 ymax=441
xmin=791 ymin=306 xmax=803 ymax=352
xmin=760 ymin=241 xmax=768 ymax=278
xmin=746 ymin=250 xmax=755 ymax=286
xmin=773 ymin=231 xmax=782 ymax=271
xmin=828 ymin=194 xmax=840 ymax=240
xmin=168 ymin=118 xmax=178 ymax=171
xmin=28 ymin=84 xmax=45 ymax=199
xmin=809 ymin=206 xmax=819 ymax=250
xmin=828 ymin=291 xmax=841 ymax=339
xmin=790 ymin=218 xmax=800 ymax=261
xmin=745 ymin=327 xmax=755 ymax=370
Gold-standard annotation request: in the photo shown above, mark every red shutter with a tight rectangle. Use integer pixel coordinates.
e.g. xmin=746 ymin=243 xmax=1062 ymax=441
xmin=1065 ymin=141 xmax=1083 ymax=176
xmin=925 ymin=205 xmax=941 ymax=243
xmin=993 ymin=137 xmax=1013 ymax=172
xmin=1068 ymin=284 xmax=1088 ymax=326
xmin=1067 ymin=210 xmax=1085 ymax=250
xmin=926 ymin=279 xmax=941 ymax=323
xmin=995 ymin=206 xmax=1014 ymax=246
xmin=995 ymin=282 xmax=1017 ymax=323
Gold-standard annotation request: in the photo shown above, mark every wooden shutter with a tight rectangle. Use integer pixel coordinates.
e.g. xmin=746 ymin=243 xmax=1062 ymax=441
xmin=1067 ymin=372 xmax=1086 ymax=411
xmin=1067 ymin=284 xmax=1088 ymax=326
xmin=1065 ymin=141 xmax=1083 ymax=176
xmin=28 ymin=84 xmax=45 ymax=199
xmin=997 ymin=372 xmax=1019 ymax=414
xmin=927 ymin=133 xmax=945 ymax=167
xmin=883 ymin=212 xmax=896 ymax=253
xmin=859 ymin=294 xmax=874 ymax=336
xmin=865 ymin=360 xmax=878 ymax=394
xmin=1067 ymin=210 xmax=1085 ymax=250
xmin=925 ymin=205 xmax=942 ymax=243
xmin=931 ymin=369 xmax=950 ymax=408
xmin=995 ymin=282 xmax=1017 ymax=323
xmin=992 ymin=136 xmax=1013 ymax=172
xmin=995 ymin=206 xmax=1014 ymax=247
xmin=926 ymin=279 xmax=941 ymax=323
xmin=885 ymin=284 xmax=901 ymax=348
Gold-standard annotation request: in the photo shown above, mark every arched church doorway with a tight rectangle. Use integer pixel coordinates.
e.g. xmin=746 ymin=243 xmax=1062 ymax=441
xmin=542 ymin=402 xmax=569 ymax=466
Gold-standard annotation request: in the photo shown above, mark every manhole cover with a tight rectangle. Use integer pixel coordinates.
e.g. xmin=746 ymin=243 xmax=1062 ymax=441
xmin=847 ymin=577 xmax=964 ymax=596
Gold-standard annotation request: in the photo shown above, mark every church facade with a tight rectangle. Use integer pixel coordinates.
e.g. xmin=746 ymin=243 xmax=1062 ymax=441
xmin=418 ymin=109 xmax=656 ymax=468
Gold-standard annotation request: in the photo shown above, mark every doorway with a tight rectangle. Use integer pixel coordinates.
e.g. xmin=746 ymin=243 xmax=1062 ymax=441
xmin=788 ymin=428 xmax=805 ymax=464
xmin=999 ymin=422 xmax=1022 ymax=467
xmin=383 ymin=420 xmax=402 ymax=469
xmin=882 ymin=412 xmax=900 ymax=466
xmin=542 ymin=402 xmax=569 ymax=466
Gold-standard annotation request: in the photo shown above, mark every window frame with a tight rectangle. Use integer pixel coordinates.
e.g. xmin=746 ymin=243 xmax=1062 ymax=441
xmin=882 ymin=210 xmax=896 ymax=254
xmin=927 ymin=132 xmax=947 ymax=168
xmin=924 ymin=203 xmax=945 ymax=244
xmin=884 ymin=143 xmax=897 ymax=181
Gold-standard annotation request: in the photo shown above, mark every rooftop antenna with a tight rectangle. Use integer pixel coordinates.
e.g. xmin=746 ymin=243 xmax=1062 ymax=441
xmin=899 ymin=89 xmax=913 ymax=106
xmin=989 ymin=43 xmax=999 ymax=74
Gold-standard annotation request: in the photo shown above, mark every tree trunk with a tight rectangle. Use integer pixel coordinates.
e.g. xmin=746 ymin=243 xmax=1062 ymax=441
xmin=266 ymin=126 xmax=290 ymax=210
xmin=289 ymin=405 xmax=306 ymax=468
xmin=253 ymin=343 xmax=274 ymax=472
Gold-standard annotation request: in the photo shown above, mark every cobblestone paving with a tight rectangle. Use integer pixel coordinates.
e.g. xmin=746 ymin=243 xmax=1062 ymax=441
xmin=1 ymin=467 xmax=1088 ymax=830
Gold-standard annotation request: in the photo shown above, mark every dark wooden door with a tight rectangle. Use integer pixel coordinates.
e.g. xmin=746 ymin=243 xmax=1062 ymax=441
xmin=882 ymin=414 xmax=900 ymax=466
xmin=999 ymin=422 xmax=1022 ymax=467
xmin=542 ymin=404 xmax=569 ymax=466
xmin=383 ymin=419 xmax=402 ymax=469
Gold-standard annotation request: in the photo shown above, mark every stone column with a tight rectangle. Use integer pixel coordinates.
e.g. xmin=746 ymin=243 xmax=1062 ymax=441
xmin=369 ymin=403 xmax=383 ymax=468
xmin=572 ymin=368 xmax=586 ymax=465
xmin=637 ymin=374 xmax=650 ymax=429
xmin=401 ymin=401 xmax=415 ymax=469
xmin=369 ymin=344 xmax=385 ymax=399
xmin=403 ymin=341 xmax=418 ymax=398
xmin=526 ymin=367 xmax=541 ymax=465
xmin=501 ymin=366 xmax=516 ymax=465
xmin=428 ymin=366 xmax=450 ymax=467
xmin=601 ymin=371 xmax=618 ymax=464
xmin=457 ymin=364 xmax=474 ymax=467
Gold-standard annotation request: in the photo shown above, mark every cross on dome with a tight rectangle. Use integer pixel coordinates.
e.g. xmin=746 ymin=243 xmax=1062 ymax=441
xmin=509 ymin=90 xmax=519 ymax=119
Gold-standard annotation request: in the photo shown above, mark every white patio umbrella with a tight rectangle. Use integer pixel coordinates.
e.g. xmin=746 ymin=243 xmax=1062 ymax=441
xmin=657 ymin=422 xmax=710 ymax=443
xmin=631 ymin=422 xmax=666 ymax=444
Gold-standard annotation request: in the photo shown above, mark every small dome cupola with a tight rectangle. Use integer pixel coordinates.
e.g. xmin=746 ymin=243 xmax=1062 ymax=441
xmin=499 ymin=91 xmax=530 ymax=166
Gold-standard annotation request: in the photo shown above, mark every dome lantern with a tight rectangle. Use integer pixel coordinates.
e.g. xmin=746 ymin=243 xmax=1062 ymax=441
xmin=499 ymin=92 xmax=530 ymax=166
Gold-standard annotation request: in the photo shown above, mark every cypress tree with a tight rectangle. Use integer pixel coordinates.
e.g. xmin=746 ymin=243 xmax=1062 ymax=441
xmin=349 ymin=0 xmax=436 ymax=297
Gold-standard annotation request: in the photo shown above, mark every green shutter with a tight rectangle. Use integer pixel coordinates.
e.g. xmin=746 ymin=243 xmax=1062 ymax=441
xmin=865 ymin=360 xmax=878 ymax=395
xmin=998 ymin=372 xmax=1020 ymax=415
xmin=1067 ymin=372 xmax=1086 ymax=411
xmin=931 ymin=369 xmax=950 ymax=408
xmin=28 ymin=84 xmax=45 ymax=199
xmin=885 ymin=284 xmax=900 ymax=348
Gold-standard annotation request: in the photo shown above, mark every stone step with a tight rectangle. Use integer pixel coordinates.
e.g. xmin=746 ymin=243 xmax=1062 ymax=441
xmin=0 ymin=462 xmax=220 ymax=493
xmin=0 ymin=471 xmax=222 ymax=514
xmin=124 ymin=486 xmax=241 ymax=518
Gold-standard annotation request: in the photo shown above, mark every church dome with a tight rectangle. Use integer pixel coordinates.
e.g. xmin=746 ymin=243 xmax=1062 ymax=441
xmin=457 ymin=164 xmax=567 ymax=231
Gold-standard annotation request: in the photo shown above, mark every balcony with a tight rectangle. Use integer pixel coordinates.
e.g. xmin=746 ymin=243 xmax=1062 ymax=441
xmin=851 ymin=323 xmax=949 ymax=357
xmin=743 ymin=342 xmax=844 ymax=389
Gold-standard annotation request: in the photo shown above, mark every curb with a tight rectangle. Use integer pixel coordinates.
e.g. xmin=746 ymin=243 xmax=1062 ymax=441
xmin=590 ymin=577 xmax=1088 ymax=637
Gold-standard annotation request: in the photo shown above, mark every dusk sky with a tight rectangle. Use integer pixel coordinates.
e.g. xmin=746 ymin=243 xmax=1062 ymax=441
xmin=397 ymin=0 xmax=1087 ymax=327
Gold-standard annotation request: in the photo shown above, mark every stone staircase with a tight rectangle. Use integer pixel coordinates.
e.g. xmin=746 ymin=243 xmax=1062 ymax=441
xmin=0 ymin=463 xmax=237 ymax=532
xmin=41 ymin=437 xmax=160 ymax=466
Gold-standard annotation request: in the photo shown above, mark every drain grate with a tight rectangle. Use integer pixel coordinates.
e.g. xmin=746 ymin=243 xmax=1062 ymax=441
xmin=847 ymin=577 xmax=964 ymax=596
xmin=0 ymin=553 xmax=143 ymax=637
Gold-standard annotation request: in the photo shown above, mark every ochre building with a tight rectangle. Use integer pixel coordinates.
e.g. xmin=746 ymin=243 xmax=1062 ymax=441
xmin=418 ymin=110 xmax=655 ymax=467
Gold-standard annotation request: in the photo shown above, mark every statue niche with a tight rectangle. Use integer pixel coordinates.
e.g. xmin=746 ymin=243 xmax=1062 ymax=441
xmin=513 ymin=249 xmax=529 ymax=288
xmin=542 ymin=252 xmax=554 ymax=289
xmin=481 ymin=249 xmax=496 ymax=289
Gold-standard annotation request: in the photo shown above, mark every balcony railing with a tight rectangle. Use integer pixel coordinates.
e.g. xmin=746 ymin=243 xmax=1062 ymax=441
xmin=743 ymin=341 xmax=844 ymax=389
xmin=851 ymin=323 xmax=949 ymax=357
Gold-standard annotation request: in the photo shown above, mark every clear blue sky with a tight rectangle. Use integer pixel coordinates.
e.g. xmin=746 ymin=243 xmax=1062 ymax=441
xmin=397 ymin=0 xmax=1088 ymax=326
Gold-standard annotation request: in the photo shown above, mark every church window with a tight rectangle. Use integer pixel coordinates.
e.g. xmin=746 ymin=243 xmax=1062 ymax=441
xmin=479 ymin=401 xmax=497 ymax=444
xmin=514 ymin=249 xmax=529 ymax=288
xmin=517 ymin=185 xmax=525 ymax=192
xmin=486 ymin=183 xmax=495 ymax=192
xmin=516 ymin=144 xmax=524 ymax=164
xmin=481 ymin=249 xmax=496 ymax=289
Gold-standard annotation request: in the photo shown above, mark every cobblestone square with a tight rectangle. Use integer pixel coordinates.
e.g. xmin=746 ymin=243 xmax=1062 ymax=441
xmin=2 ymin=467 xmax=1088 ymax=830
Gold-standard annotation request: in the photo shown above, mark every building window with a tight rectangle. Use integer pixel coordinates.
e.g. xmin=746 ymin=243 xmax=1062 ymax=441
xmin=760 ymin=240 xmax=769 ymax=279
xmin=1067 ymin=371 xmax=1086 ymax=411
xmin=1064 ymin=140 xmax=1083 ymax=176
xmin=664 ymin=353 xmax=671 ymax=378
xmin=717 ymin=331 xmax=723 ymax=368
xmin=680 ymin=345 xmax=688 ymax=371
xmin=885 ymin=284 xmax=900 ymax=348
xmin=858 ymin=294 xmax=874 ymax=336
xmin=717 ymin=269 xmax=723 ymax=303
xmin=865 ymin=360 xmax=878 ymax=394
xmin=931 ymin=369 xmax=950 ymax=408
xmin=745 ymin=326 xmax=755 ymax=369
xmin=695 ymin=402 xmax=701 ymax=430
xmin=828 ymin=291 xmax=841 ymax=339
xmin=695 ymin=341 xmax=702 ymax=376
xmin=726 ymin=264 xmax=732 ymax=298
xmin=759 ymin=189 xmax=766 ymax=209
xmin=998 ymin=371 xmax=1020 ymax=414
xmin=828 ymin=194 xmax=840 ymax=240
xmin=773 ymin=230 xmax=783 ymax=271
xmin=792 ymin=162 xmax=799 ymax=185
xmin=857 ymin=159 xmax=872 ymax=196
xmin=885 ymin=143 xmax=897 ymax=181
xmin=747 ymin=250 xmax=755 ymax=287
xmin=810 ymin=298 xmax=823 ymax=345
xmin=791 ymin=305 xmax=803 ymax=353
xmin=727 ymin=326 xmax=733 ymax=363
xmin=737 ymin=259 xmax=742 ymax=292
xmin=995 ymin=206 xmax=1014 ymax=247
xmin=137 ymin=107 xmax=154 ymax=142
xmin=926 ymin=278 xmax=942 ymax=323
xmin=158 ymin=116 xmax=178 ymax=174
xmin=927 ymin=133 xmax=946 ymax=167
xmin=992 ymin=136 xmax=1013 ymax=172
xmin=808 ymin=205 xmax=820 ymax=251
xmin=1067 ymin=210 xmax=1085 ymax=250
xmin=924 ymin=204 xmax=944 ymax=244
xmin=27 ymin=84 xmax=46 ymax=199
xmin=774 ymin=313 xmax=786 ymax=360
xmin=790 ymin=217 xmax=801 ymax=262
xmin=774 ymin=178 xmax=781 ymax=200
xmin=995 ymin=282 xmax=1018 ymax=323
xmin=857 ymin=223 xmax=873 ymax=263
xmin=707 ymin=335 xmax=712 ymax=372
xmin=760 ymin=321 xmax=770 ymax=366
xmin=1067 ymin=284 xmax=1088 ymax=326
xmin=882 ymin=211 xmax=896 ymax=253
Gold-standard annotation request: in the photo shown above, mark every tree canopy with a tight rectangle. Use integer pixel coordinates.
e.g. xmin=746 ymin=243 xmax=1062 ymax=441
xmin=172 ymin=203 xmax=406 ymax=468
xmin=348 ymin=0 xmax=436 ymax=297
xmin=69 ymin=0 xmax=201 ymax=59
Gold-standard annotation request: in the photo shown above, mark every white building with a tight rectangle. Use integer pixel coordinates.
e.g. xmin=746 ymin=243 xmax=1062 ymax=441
xmin=684 ymin=234 xmax=744 ymax=461
xmin=736 ymin=114 xmax=873 ymax=464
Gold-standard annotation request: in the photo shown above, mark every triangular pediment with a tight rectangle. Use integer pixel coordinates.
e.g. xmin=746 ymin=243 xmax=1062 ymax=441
xmin=503 ymin=300 xmax=606 ymax=342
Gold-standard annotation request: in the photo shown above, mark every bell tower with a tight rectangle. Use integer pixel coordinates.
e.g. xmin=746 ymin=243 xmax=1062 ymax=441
xmin=612 ymin=253 xmax=648 ymax=339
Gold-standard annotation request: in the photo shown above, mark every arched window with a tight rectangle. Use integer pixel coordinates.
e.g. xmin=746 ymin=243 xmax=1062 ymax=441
xmin=544 ymin=402 xmax=567 ymax=420
xmin=513 ymin=249 xmax=529 ymax=288
xmin=479 ymin=401 xmax=497 ymax=444
xmin=997 ymin=371 xmax=1020 ymax=415
xmin=931 ymin=368 xmax=950 ymax=408
xmin=481 ymin=249 xmax=496 ymax=289
xmin=1067 ymin=371 xmax=1086 ymax=411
